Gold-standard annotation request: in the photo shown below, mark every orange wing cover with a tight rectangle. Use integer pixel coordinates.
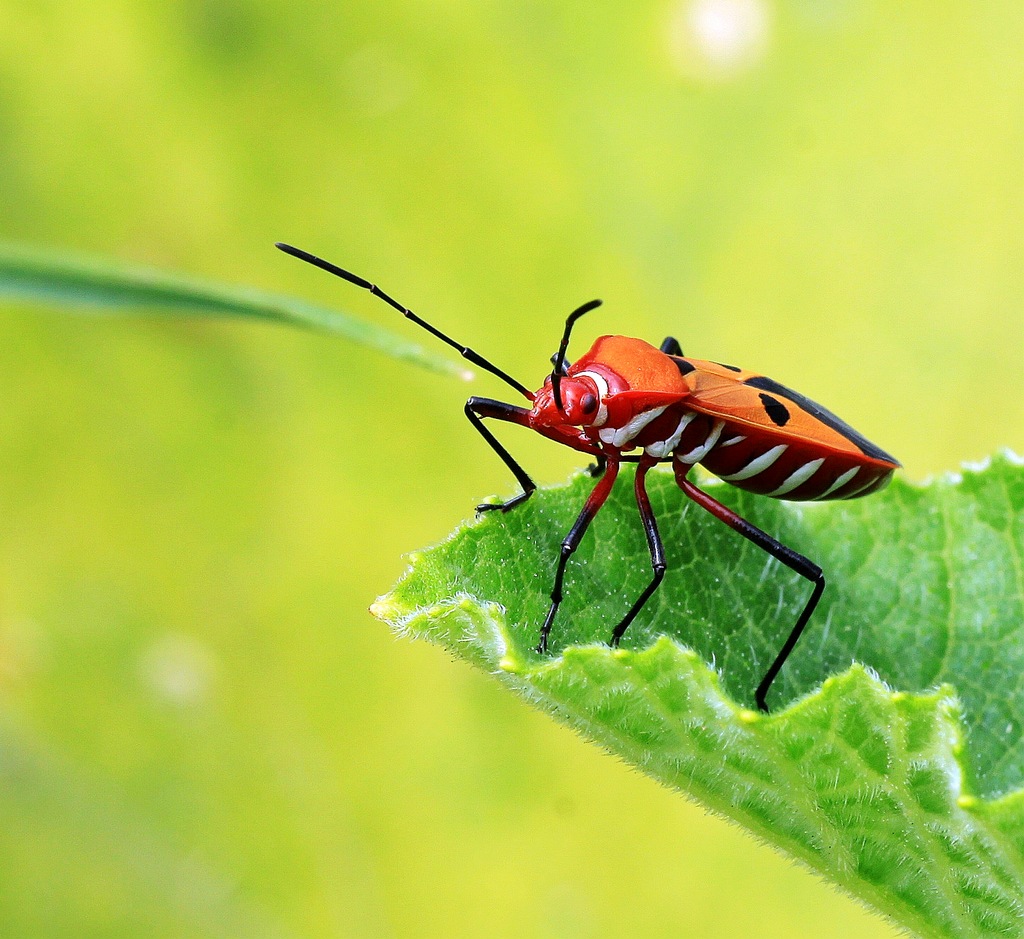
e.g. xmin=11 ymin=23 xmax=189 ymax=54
xmin=677 ymin=358 xmax=899 ymax=466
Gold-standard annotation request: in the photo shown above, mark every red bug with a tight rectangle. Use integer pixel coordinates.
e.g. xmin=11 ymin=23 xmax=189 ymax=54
xmin=277 ymin=243 xmax=900 ymax=711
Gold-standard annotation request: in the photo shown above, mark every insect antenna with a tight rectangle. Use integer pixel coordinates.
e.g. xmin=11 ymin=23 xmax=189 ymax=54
xmin=275 ymin=242 xmax=534 ymax=400
xmin=549 ymin=352 xmax=571 ymax=375
xmin=551 ymin=298 xmax=602 ymax=412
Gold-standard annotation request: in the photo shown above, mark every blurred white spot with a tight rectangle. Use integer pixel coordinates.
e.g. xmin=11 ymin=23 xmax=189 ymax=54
xmin=668 ymin=0 xmax=772 ymax=81
xmin=142 ymin=633 xmax=215 ymax=707
xmin=961 ymin=455 xmax=991 ymax=473
xmin=344 ymin=45 xmax=411 ymax=116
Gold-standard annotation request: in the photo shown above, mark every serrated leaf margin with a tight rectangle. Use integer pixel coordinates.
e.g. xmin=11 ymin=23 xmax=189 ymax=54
xmin=373 ymin=568 xmax=1024 ymax=939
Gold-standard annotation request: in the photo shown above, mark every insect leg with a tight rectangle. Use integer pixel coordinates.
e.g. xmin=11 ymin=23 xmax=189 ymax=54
xmin=465 ymin=398 xmax=538 ymax=513
xmin=674 ymin=464 xmax=824 ymax=713
xmin=537 ymin=459 xmax=621 ymax=654
xmin=466 ymin=397 xmax=606 ymax=513
xmin=659 ymin=337 xmax=683 ymax=356
xmin=610 ymin=456 xmax=666 ymax=646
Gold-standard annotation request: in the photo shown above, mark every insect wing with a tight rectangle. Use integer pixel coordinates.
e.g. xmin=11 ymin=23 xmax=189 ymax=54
xmin=677 ymin=358 xmax=899 ymax=466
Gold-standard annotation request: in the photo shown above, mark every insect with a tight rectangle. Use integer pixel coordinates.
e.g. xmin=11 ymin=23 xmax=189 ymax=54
xmin=276 ymin=242 xmax=900 ymax=711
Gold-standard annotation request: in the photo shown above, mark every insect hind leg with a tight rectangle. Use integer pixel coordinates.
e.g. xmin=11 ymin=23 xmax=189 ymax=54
xmin=673 ymin=463 xmax=824 ymax=712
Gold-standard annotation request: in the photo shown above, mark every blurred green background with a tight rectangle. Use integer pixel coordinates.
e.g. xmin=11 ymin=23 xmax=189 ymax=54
xmin=0 ymin=3 xmax=1021 ymax=937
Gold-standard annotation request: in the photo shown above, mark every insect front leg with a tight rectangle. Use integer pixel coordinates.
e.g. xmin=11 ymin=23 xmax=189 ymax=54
xmin=673 ymin=462 xmax=825 ymax=712
xmin=465 ymin=397 xmax=538 ymax=513
xmin=466 ymin=396 xmax=606 ymax=513
xmin=537 ymin=458 xmax=620 ymax=654
xmin=610 ymin=456 xmax=666 ymax=646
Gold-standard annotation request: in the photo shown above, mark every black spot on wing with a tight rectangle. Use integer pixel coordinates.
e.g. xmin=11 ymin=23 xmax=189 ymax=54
xmin=672 ymin=356 xmax=696 ymax=376
xmin=743 ymin=375 xmax=899 ymax=464
xmin=714 ymin=362 xmax=742 ymax=372
xmin=758 ymin=393 xmax=790 ymax=426
xmin=660 ymin=336 xmax=683 ymax=356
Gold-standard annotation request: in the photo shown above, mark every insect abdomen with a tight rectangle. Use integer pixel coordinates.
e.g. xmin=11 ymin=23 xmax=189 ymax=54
xmin=698 ymin=423 xmax=894 ymax=501
xmin=652 ymin=410 xmax=894 ymax=501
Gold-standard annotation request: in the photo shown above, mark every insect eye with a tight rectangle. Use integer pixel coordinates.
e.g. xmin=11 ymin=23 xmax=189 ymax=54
xmin=580 ymin=393 xmax=598 ymax=414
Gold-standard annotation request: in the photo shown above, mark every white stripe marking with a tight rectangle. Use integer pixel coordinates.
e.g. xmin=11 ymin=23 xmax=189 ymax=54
xmin=718 ymin=444 xmax=788 ymax=481
xmin=575 ymin=370 xmax=610 ymax=427
xmin=765 ymin=458 xmax=825 ymax=497
xmin=812 ymin=466 xmax=859 ymax=500
xmin=678 ymin=419 xmax=725 ymax=464
xmin=840 ymin=472 xmax=884 ymax=499
xmin=720 ymin=435 xmax=746 ymax=447
xmin=645 ymin=411 xmax=696 ymax=459
xmin=599 ymin=405 xmax=667 ymax=449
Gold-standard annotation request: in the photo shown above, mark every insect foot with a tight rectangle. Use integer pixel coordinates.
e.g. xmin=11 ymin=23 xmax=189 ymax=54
xmin=476 ymin=492 xmax=531 ymax=514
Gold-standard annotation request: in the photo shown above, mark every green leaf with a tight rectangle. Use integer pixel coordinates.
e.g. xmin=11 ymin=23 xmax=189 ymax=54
xmin=0 ymin=242 xmax=467 ymax=378
xmin=373 ymin=451 xmax=1024 ymax=939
